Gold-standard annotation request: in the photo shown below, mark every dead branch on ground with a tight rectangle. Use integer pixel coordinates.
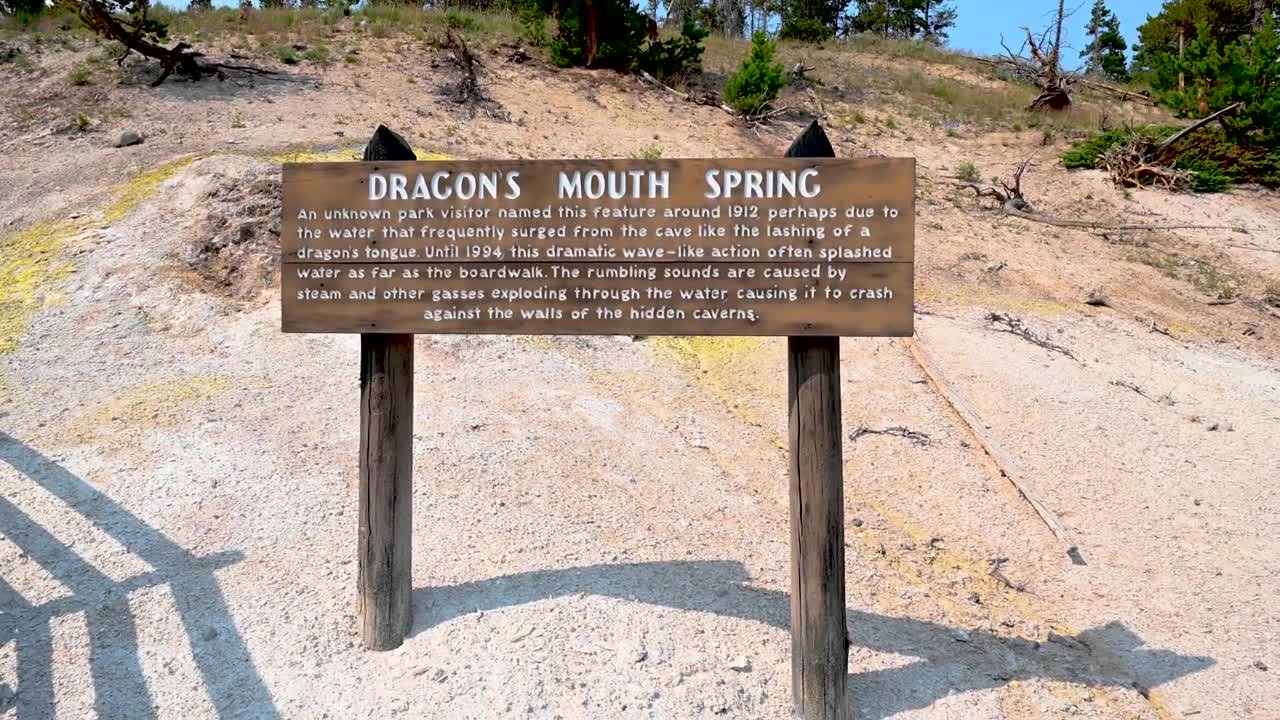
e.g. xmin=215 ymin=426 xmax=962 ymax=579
xmin=906 ymin=337 xmax=1084 ymax=564
xmin=440 ymin=28 xmax=508 ymax=121
xmin=60 ymin=0 xmax=278 ymax=86
xmin=985 ymin=312 xmax=1080 ymax=362
xmin=1111 ymin=380 xmax=1176 ymax=406
xmin=958 ymin=159 xmax=1249 ymax=233
xmin=1075 ymin=76 xmax=1154 ymax=104
xmin=959 ymin=156 xmax=1035 ymax=212
xmin=636 ymin=70 xmax=790 ymax=126
xmin=850 ymin=426 xmax=933 ymax=446
xmin=1100 ymin=103 xmax=1243 ymax=189
xmin=445 ymin=27 xmax=480 ymax=106
xmin=1143 ymin=317 xmax=1178 ymax=339
xmin=988 ymin=558 xmax=1029 ymax=593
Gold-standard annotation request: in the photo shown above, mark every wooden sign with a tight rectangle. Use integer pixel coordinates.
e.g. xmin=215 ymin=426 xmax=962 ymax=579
xmin=281 ymin=158 xmax=915 ymax=336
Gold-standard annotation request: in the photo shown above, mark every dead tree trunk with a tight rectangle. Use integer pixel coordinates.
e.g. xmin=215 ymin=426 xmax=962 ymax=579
xmin=59 ymin=0 xmax=275 ymax=86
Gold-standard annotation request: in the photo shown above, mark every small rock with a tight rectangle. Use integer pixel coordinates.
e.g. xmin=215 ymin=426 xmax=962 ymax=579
xmin=1254 ymin=660 xmax=1269 ymax=671
xmin=950 ymin=629 xmax=971 ymax=643
xmin=201 ymin=626 xmax=218 ymax=641
xmin=728 ymin=656 xmax=752 ymax=672
xmin=968 ymin=592 xmax=982 ymax=605
xmin=851 ymin=518 xmax=864 ymax=528
xmin=1085 ymin=290 xmax=1110 ymax=307
xmin=113 ymin=130 xmax=143 ymax=148
xmin=431 ymin=668 xmax=448 ymax=682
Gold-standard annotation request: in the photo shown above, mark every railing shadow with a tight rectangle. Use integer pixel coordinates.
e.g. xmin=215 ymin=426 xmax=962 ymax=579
xmin=412 ymin=560 xmax=1214 ymax=719
xmin=0 ymin=432 xmax=279 ymax=720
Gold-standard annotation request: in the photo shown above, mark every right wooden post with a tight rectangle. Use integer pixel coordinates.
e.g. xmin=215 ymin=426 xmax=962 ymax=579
xmin=785 ymin=121 xmax=848 ymax=720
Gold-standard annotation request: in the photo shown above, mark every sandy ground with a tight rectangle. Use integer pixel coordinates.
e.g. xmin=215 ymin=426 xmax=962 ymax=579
xmin=1 ymin=27 xmax=1279 ymax=720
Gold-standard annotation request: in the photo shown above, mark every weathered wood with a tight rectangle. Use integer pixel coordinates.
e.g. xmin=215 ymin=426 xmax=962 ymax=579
xmin=281 ymin=261 xmax=914 ymax=337
xmin=358 ymin=127 xmax=416 ymax=651
xmin=279 ymin=157 xmax=917 ymax=264
xmin=278 ymin=155 xmax=916 ymax=337
xmin=905 ymin=335 xmax=1085 ymax=565
xmin=786 ymin=120 xmax=848 ymax=720
xmin=1153 ymin=102 xmax=1242 ymax=157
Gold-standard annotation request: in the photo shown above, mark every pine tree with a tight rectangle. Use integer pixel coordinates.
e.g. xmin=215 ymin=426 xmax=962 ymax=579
xmin=723 ymin=31 xmax=786 ymax=113
xmin=1154 ymin=16 xmax=1279 ymax=145
xmin=1081 ymin=0 xmax=1129 ymax=81
xmin=846 ymin=0 xmax=956 ymax=43
xmin=1131 ymin=0 xmax=1257 ymax=74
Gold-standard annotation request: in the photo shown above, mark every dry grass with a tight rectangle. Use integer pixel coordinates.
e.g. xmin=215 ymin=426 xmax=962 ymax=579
xmin=701 ymin=32 xmax=1170 ymax=133
xmin=1126 ymin=247 xmax=1240 ymax=300
xmin=4 ymin=6 xmax=1168 ymax=136
xmin=156 ymin=5 xmax=522 ymax=47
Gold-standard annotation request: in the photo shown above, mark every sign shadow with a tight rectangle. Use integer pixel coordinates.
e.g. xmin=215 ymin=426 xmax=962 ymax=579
xmin=410 ymin=560 xmax=1214 ymax=719
xmin=0 ymin=432 xmax=279 ymax=720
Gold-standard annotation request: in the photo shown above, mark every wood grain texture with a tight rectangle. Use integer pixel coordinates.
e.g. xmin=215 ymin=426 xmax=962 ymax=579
xmin=280 ymin=157 xmax=916 ymax=264
xmin=786 ymin=120 xmax=849 ymax=720
xmin=357 ymin=127 xmax=415 ymax=652
xmin=281 ymin=261 xmax=913 ymax=336
xmin=281 ymin=154 xmax=915 ymax=337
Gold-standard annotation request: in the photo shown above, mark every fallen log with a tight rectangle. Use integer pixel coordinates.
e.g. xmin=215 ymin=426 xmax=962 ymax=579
xmin=905 ymin=335 xmax=1085 ymax=564
xmin=58 ymin=0 xmax=278 ymax=86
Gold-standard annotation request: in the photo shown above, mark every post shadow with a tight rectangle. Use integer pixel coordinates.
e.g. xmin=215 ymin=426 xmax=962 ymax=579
xmin=410 ymin=560 xmax=1214 ymax=720
xmin=0 ymin=432 xmax=279 ymax=719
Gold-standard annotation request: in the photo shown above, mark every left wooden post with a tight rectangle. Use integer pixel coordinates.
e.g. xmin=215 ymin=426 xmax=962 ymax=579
xmin=358 ymin=125 xmax=416 ymax=650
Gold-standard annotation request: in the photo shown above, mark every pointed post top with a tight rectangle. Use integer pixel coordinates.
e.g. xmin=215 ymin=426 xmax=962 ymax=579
xmin=784 ymin=120 xmax=835 ymax=160
xmin=363 ymin=125 xmax=417 ymax=162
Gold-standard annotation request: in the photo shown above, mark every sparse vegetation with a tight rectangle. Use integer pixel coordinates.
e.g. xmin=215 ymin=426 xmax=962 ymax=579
xmin=631 ymin=145 xmax=664 ymax=160
xmin=1128 ymin=248 xmax=1239 ymax=300
xmin=1062 ymin=123 xmax=1276 ymax=190
xmin=955 ymin=161 xmax=980 ymax=182
xmin=67 ymin=61 xmax=92 ymax=85
xmin=276 ymin=46 xmax=298 ymax=64
xmin=302 ymin=43 xmax=330 ymax=63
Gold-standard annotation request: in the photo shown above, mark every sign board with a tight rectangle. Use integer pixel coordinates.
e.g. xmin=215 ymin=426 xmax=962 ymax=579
xmin=281 ymin=158 xmax=914 ymax=336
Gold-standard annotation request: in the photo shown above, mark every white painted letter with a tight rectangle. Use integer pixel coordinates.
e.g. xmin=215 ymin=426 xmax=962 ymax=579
xmin=388 ymin=173 xmax=408 ymax=200
xmin=368 ymin=173 xmax=387 ymax=200
xmin=799 ymin=168 xmax=821 ymax=198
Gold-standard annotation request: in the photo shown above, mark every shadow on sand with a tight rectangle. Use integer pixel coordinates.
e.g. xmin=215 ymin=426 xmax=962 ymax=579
xmin=0 ymin=432 xmax=279 ymax=719
xmin=412 ymin=561 xmax=1214 ymax=719
xmin=1 ymin=429 xmax=1213 ymax=719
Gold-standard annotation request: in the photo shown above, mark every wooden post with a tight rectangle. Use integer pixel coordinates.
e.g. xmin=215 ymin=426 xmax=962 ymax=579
xmin=785 ymin=121 xmax=848 ymax=720
xmin=358 ymin=126 xmax=416 ymax=650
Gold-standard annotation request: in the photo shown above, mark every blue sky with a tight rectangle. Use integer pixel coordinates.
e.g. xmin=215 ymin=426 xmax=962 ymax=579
xmin=946 ymin=0 xmax=1165 ymax=66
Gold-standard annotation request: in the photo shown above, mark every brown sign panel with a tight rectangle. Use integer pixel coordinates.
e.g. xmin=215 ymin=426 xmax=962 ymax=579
xmin=281 ymin=158 xmax=914 ymax=336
